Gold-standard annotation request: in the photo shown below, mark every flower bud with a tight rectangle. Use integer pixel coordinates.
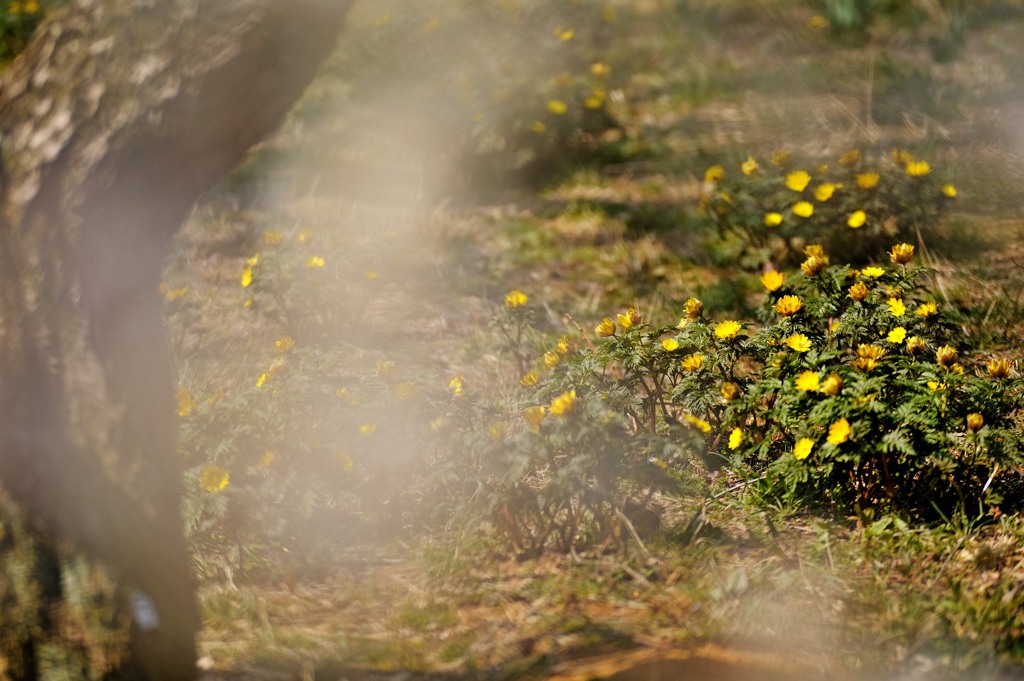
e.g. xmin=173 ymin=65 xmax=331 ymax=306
xmin=801 ymin=256 xmax=829 ymax=277
xmin=889 ymin=243 xmax=914 ymax=265
xmin=966 ymin=413 xmax=984 ymax=433
xmin=720 ymin=382 xmax=740 ymax=401
xmin=848 ymin=282 xmax=869 ymax=302
xmin=987 ymin=359 xmax=1011 ymax=379
xmin=819 ymin=373 xmax=844 ymax=396
xmin=905 ymin=336 xmax=926 ymax=354
xmin=684 ymin=297 xmax=704 ymax=320
xmin=935 ymin=345 xmax=958 ymax=368
xmin=596 ymin=318 xmax=616 ymax=337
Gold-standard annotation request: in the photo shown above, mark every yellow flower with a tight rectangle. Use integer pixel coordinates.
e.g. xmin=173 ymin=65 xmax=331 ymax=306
xmin=887 ymin=298 xmax=906 ymax=317
xmin=547 ymin=99 xmax=568 ymax=115
xmin=861 ymin=266 xmax=885 ymax=278
xmin=808 ymin=14 xmax=828 ymax=29
xmin=827 ymin=418 xmax=851 ymax=445
xmin=935 ymin=345 xmax=958 ymax=368
xmin=558 ymin=28 xmax=574 ymax=41
xmin=487 ymin=422 xmax=506 ymax=443
xmin=333 ymin=450 xmax=355 ymax=471
xmin=966 ymin=413 xmax=984 ymax=433
xmin=793 ymin=438 xmax=814 ymax=460
xmin=176 ymin=389 xmax=197 ymax=418
xmin=887 ymin=327 xmax=907 ymax=344
xmin=596 ymin=318 xmax=616 ymax=337
xmin=941 ymin=183 xmax=958 ymax=198
xmin=858 ymin=344 xmax=885 ymax=360
xmin=720 ymin=382 xmax=740 ymax=401
xmin=804 ymin=244 xmax=825 ymax=258
xmin=584 ymin=89 xmax=606 ymax=110
xmin=847 ymin=210 xmax=867 ymax=229
xmin=856 ymin=172 xmax=880 ymax=189
xmin=852 ymin=346 xmax=882 ymax=371
xmin=591 ymin=62 xmax=611 ymax=78
xmin=820 ymin=373 xmax=844 ymax=396
xmin=505 ymin=289 xmax=528 ymax=308
xmin=615 ymin=308 xmax=641 ymax=329
xmin=524 ymin=405 xmax=546 ymax=428
xmin=786 ymin=170 xmax=811 ymax=192
xmin=813 ymin=183 xmax=836 ymax=202
xmin=165 ymin=286 xmax=189 ymax=301
xmin=714 ymin=320 xmax=743 ymax=339
xmin=792 ymin=201 xmax=814 ymax=218
xmin=906 ymin=336 xmax=926 ymax=354
xmin=704 ymin=165 xmax=726 ymax=183
xmin=801 ymin=256 xmax=829 ymax=276
xmin=681 ymin=353 xmax=705 ymax=372
xmin=764 ymin=212 xmax=783 ymax=227
xmin=785 ymin=333 xmax=812 ymax=352
xmin=915 ymin=302 xmax=937 ymax=317
xmin=684 ymin=414 xmax=712 ymax=433
xmin=255 ymin=372 xmax=269 ymax=388
xmin=263 ymin=230 xmax=285 ymax=246
xmin=889 ymin=243 xmax=914 ymax=265
xmin=240 ymin=266 xmax=254 ymax=288
xmin=521 ymin=371 xmax=540 ymax=387
xmin=838 ymin=149 xmax=861 ymax=167
xmin=306 ymin=256 xmax=325 ymax=268
xmin=530 ymin=120 xmax=547 ymax=134
xmin=893 ymin=149 xmax=915 ymax=165
xmin=259 ymin=451 xmax=278 ymax=468
xmin=774 ymin=295 xmax=802 ymax=316
xmin=296 ymin=229 xmax=314 ymax=244
xmin=927 ymin=381 xmax=946 ymax=392
xmin=557 ymin=336 xmax=576 ymax=355
xmin=741 ymin=156 xmax=759 ymax=175
xmin=848 ymin=282 xmax=869 ymax=302
xmin=684 ymin=297 xmax=704 ymax=320
xmin=275 ymin=336 xmax=294 ymax=352
xmin=201 ymin=466 xmax=230 ymax=494
xmin=449 ymin=375 xmax=465 ymax=398
xmin=549 ymin=389 xmax=577 ymax=416
xmin=728 ymin=428 xmax=743 ymax=450
xmin=795 ymin=371 xmax=820 ymax=391
xmin=365 ymin=271 xmax=379 ymax=280
xmin=662 ymin=338 xmax=680 ymax=352
xmin=359 ymin=423 xmax=378 ymax=436
xmin=543 ymin=351 xmax=561 ymax=369
xmin=394 ymin=382 xmax=417 ymax=402
xmin=760 ymin=269 xmax=784 ymax=291
xmin=905 ymin=161 xmax=931 ymax=177
xmin=376 ymin=360 xmax=396 ymax=378
xmin=987 ymin=359 xmax=1011 ymax=379
xmin=335 ymin=386 xmax=361 ymax=406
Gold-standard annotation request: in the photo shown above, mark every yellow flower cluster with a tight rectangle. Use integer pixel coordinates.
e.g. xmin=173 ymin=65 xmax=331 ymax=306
xmin=549 ymin=389 xmax=577 ymax=416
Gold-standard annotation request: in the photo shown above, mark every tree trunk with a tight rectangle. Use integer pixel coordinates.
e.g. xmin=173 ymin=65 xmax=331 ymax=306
xmin=0 ymin=1 xmax=352 ymax=678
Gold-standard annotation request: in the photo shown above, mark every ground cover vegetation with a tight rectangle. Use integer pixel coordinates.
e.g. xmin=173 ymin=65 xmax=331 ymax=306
xmin=7 ymin=0 xmax=1024 ymax=679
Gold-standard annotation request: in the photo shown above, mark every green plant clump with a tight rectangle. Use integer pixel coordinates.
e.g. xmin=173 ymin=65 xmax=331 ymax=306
xmin=701 ymin=148 xmax=958 ymax=269
xmin=533 ymin=243 xmax=1021 ymax=523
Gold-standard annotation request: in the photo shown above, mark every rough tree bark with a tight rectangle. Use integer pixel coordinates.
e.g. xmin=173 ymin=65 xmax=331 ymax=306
xmin=0 ymin=1 xmax=353 ymax=678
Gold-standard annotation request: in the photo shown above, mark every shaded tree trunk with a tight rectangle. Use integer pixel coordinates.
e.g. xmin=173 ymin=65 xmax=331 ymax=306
xmin=0 ymin=1 xmax=352 ymax=678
